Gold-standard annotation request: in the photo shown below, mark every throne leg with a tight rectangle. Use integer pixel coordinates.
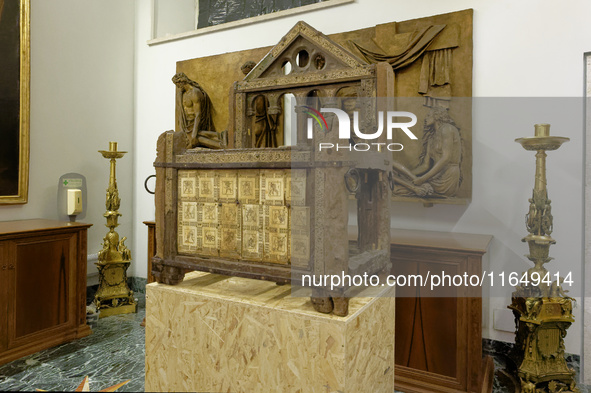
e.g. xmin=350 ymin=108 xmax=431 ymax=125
xmin=332 ymin=296 xmax=349 ymax=317
xmin=152 ymin=258 xmax=185 ymax=285
xmin=311 ymin=288 xmax=334 ymax=313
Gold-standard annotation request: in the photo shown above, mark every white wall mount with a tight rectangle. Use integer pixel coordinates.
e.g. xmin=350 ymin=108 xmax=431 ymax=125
xmin=57 ymin=173 xmax=87 ymax=222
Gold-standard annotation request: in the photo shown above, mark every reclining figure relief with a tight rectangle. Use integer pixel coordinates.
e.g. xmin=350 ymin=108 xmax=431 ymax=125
xmin=391 ymin=106 xmax=462 ymax=198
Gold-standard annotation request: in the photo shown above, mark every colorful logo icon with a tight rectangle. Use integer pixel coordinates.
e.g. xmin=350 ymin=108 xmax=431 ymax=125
xmin=301 ymin=106 xmax=328 ymax=132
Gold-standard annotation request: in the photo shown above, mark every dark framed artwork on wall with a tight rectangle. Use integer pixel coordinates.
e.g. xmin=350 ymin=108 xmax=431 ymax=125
xmin=0 ymin=0 xmax=29 ymax=204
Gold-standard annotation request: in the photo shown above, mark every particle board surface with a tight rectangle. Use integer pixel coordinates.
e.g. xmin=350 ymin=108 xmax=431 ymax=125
xmin=145 ymin=271 xmax=395 ymax=392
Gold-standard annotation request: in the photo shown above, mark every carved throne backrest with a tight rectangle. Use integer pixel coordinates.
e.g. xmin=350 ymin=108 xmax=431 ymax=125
xmin=231 ymin=21 xmax=381 ymax=149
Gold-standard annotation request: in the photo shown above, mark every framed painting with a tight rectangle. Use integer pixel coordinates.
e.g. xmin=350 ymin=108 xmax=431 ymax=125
xmin=0 ymin=0 xmax=29 ymax=204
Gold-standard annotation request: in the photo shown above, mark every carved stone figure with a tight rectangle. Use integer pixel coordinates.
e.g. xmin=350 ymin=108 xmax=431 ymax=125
xmin=172 ymin=72 xmax=222 ymax=149
xmin=392 ymin=107 xmax=462 ymax=198
xmin=241 ymin=61 xmax=256 ymax=76
xmin=252 ymin=95 xmax=279 ymax=148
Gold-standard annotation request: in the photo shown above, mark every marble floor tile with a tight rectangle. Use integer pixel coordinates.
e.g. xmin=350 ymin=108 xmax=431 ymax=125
xmin=0 ymin=295 xmax=145 ymax=392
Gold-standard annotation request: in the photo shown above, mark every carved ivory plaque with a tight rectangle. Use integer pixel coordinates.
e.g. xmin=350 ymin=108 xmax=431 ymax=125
xmin=177 ymin=169 xmax=309 ymax=265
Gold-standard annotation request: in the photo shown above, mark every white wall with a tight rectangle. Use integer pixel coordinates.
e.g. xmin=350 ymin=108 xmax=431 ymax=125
xmin=153 ymin=0 xmax=196 ymax=39
xmin=132 ymin=0 xmax=591 ymax=355
xmin=0 ymin=0 xmax=135 ymax=276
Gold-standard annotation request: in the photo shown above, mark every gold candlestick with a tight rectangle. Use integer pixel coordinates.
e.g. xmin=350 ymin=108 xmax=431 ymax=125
xmin=510 ymin=124 xmax=577 ymax=392
xmin=94 ymin=142 xmax=137 ymax=318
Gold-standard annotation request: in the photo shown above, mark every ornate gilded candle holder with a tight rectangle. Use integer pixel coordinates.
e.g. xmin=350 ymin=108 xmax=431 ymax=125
xmin=94 ymin=142 xmax=137 ymax=318
xmin=509 ymin=124 xmax=578 ymax=392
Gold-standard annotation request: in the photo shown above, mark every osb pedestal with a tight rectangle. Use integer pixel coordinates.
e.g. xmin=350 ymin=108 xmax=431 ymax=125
xmin=145 ymin=271 xmax=395 ymax=392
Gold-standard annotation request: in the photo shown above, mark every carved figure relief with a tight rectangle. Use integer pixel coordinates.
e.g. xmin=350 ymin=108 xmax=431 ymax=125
xmin=263 ymin=178 xmax=284 ymax=202
xmin=241 ymin=61 xmax=256 ymax=76
xmin=202 ymin=228 xmax=217 ymax=247
xmin=183 ymin=226 xmax=197 ymax=246
xmin=243 ymin=204 xmax=258 ymax=225
xmin=243 ymin=231 xmax=258 ymax=253
xmin=221 ymin=229 xmax=237 ymax=250
xmin=202 ymin=203 xmax=218 ymax=223
xmin=199 ymin=178 xmax=214 ymax=199
xmin=180 ymin=178 xmax=196 ymax=198
xmin=270 ymin=234 xmax=287 ymax=254
xmin=391 ymin=107 xmax=462 ymax=198
xmin=252 ymin=95 xmax=280 ymax=148
xmin=172 ymin=72 xmax=222 ymax=149
xmin=182 ymin=202 xmax=197 ymax=222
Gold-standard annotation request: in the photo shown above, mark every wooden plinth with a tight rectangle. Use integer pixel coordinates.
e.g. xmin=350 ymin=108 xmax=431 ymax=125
xmin=145 ymin=271 xmax=395 ymax=392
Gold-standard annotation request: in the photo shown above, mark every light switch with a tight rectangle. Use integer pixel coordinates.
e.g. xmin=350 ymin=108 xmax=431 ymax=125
xmin=67 ymin=189 xmax=83 ymax=215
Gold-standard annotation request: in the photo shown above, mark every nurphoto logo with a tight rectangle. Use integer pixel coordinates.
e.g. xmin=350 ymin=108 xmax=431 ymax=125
xmin=300 ymin=105 xmax=419 ymax=152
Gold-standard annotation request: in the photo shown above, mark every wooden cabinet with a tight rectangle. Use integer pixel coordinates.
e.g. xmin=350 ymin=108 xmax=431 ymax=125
xmin=390 ymin=229 xmax=494 ymax=393
xmin=0 ymin=219 xmax=92 ymax=365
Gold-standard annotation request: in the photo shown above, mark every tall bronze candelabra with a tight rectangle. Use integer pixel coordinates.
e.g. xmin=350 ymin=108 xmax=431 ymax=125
xmin=94 ymin=142 xmax=137 ymax=318
xmin=509 ymin=124 xmax=577 ymax=392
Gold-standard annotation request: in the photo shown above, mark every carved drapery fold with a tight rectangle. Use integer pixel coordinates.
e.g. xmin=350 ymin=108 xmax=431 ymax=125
xmin=419 ymin=48 xmax=453 ymax=108
xmin=349 ymin=24 xmax=445 ymax=70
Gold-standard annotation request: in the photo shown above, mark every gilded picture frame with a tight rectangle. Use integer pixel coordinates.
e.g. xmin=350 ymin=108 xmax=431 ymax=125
xmin=0 ymin=0 xmax=30 ymax=204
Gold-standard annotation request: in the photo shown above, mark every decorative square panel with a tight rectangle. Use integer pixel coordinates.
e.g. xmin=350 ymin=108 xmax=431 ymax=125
xmin=269 ymin=206 xmax=288 ymax=229
xmin=290 ymin=206 xmax=309 ymax=230
xmin=197 ymin=170 xmax=216 ymax=202
xmin=220 ymin=203 xmax=240 ymax=258
xmin=242 ymin=230 xmax=260 ymax=257
xmin=180 ymin=201 xmax=198 ymax=223
xmin=260 ymin=170 xmax=285 ymax=205
xmin=268 ymin=232 xmax=288 ymax=255
xmin=290 ymin=235 xmax=310 ymax=267
xmin=220 ymin=228 xmax=239 ymax=255
xmin=179 ymin=225 xmax=198 ymax=254
xmin=241 ymin=204 xmax=262 ymax=260
xmin=218 ymin=171 xmax=237 ymax=202
xmin=202 ymin=227 xmax=218 ymax=250
xmin=264 ymin=204 xmax=289 ymax=264
xmin=198 ymin=202 xmax=219 ymax=257
xmin=178 ymin=170 xmax=197 ymax=200
xmin=238 ymin=171 xmax=259 ymax=204
xmin=288 ymin=169 xmax=306 ymax=206
xmin=202 ymin=203 xmax=218 ymax=224
xmin=290 ymin=206 xmax=310 ymax=267
xmin=242 ymin=204 xmax=260 ymax=227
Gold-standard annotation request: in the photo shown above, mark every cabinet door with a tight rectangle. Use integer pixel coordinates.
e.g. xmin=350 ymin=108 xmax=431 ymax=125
xmin=6 ymin=233 xmax=77 ymax=350
xmin=392 ymin=247 xmax=475 ymax=392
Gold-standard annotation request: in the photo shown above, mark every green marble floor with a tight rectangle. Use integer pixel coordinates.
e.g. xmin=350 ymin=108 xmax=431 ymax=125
xmin=0 ymin=295 xmax=145 ymax=392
